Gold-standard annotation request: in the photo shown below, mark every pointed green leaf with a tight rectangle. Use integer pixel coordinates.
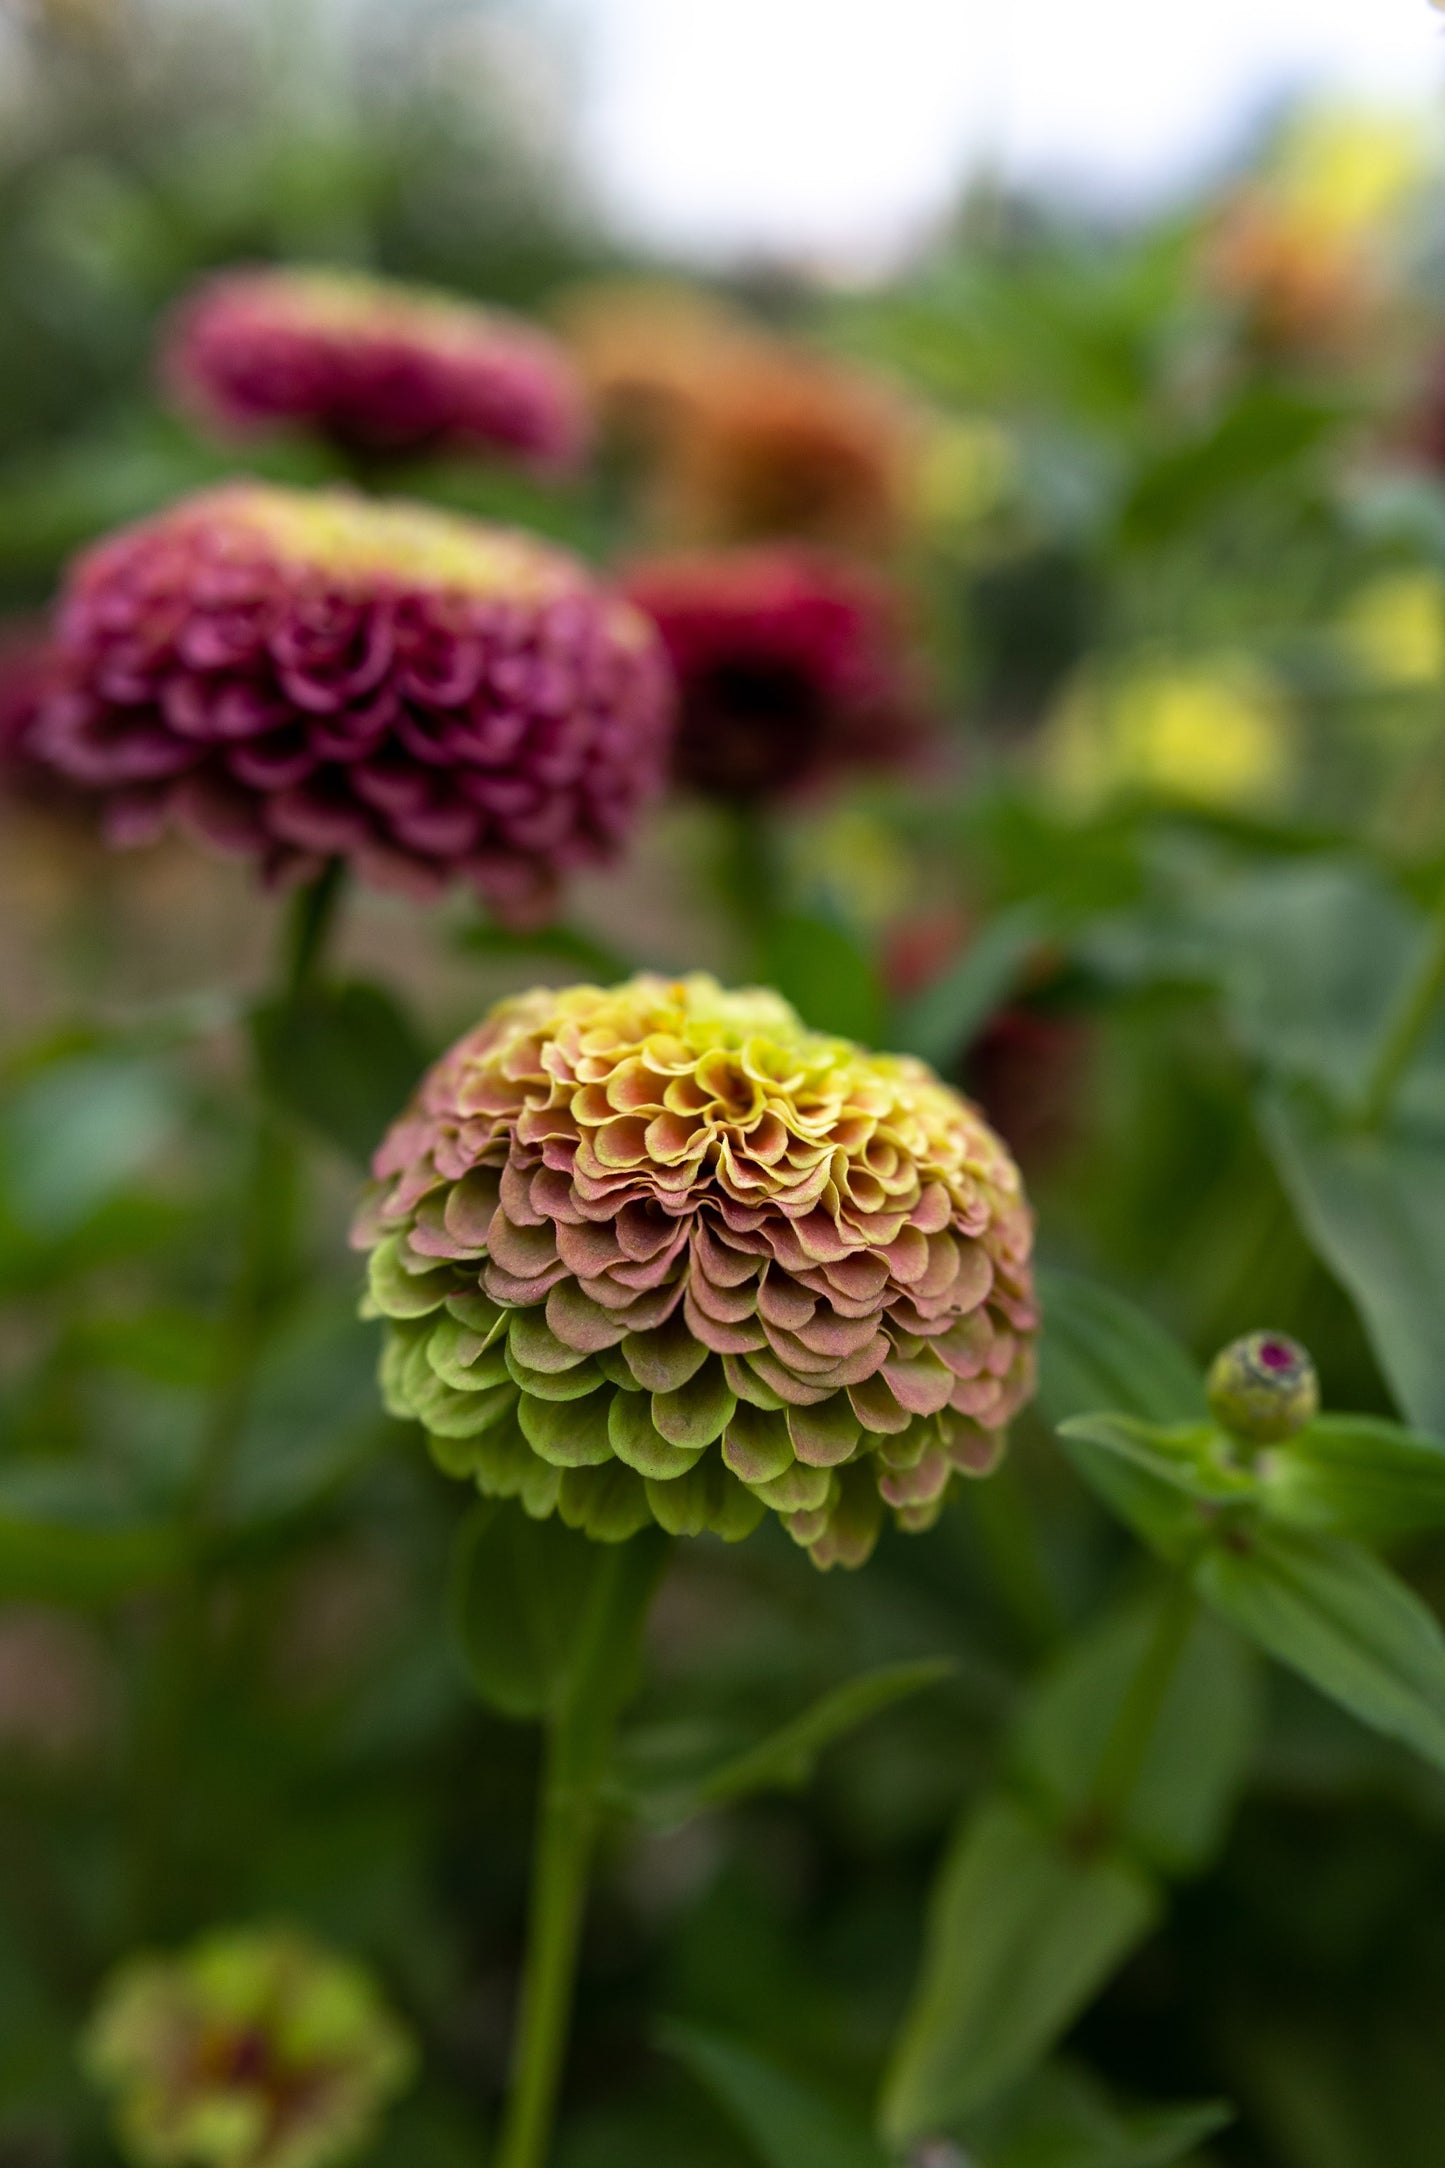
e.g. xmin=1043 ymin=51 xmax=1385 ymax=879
xmin=894 ymin=901 xmax=1055 ymax=1072
xmin=881 ymin=1798 xmax=1161 ymax=2143
xmin=252 ymin=979 xmax=428 ymax=1165
xmin=961 ymin=2064 xmax=1232 ymax=2168
xmin=449 ymin=1501 xmax=608 ymax=1721
xmin=1014 ymin=1592 xmax=1260 ymax=1876
xmin=1195 ymin=1524 xmax=1445 ymax=1774
xmin=1259 ymin=1415 xmax=1445 ymax=1541
xmin=1038 ymin=1271 xmax=1206 ymax=1430
xmin=661 ymin=2020 xmax=888 ymax=2168
xmin=615 ymin=1658 xmax=954 ymax=1825
xmin=1262 ymin=1081 xmax=1445 ymax=1435
xmin=1058 ymin=1416 xmax=1224 ymax=1563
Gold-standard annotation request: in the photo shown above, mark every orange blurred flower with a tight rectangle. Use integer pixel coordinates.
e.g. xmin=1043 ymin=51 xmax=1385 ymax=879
xmin=562 ymin=282 xmax=918 ymax=553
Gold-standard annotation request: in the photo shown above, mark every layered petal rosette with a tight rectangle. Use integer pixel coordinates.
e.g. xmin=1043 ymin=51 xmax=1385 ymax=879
xmin=355 ymin=974 xmax=1037 ymax=1570
xmin=623 ymin=548 xmax=925 ymax=800
xmin=165 ymin=267 xmax=588 ymax=473
xmin=34 ymin=483 xmax=672 ymax=914
xmin=85 ymin=1926 xmax=414 ymax=2168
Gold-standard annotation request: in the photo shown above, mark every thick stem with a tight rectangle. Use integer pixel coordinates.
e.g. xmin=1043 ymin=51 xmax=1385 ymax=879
xmin=494 ymin=1534 xmax=669 ymax=2168
xmin=1086 ymin=1575 xmax=1196 ymax=1836
xmin=716 ymin=800 xmax=779 ymax=972
xmin=126 ymin=866 xmax=344 ymax=1932
xmin=1359 ymin=877 xmax=1445 ymax=1130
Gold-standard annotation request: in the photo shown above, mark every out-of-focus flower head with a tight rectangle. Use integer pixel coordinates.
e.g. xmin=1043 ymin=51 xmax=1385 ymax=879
xmin=623 ymin=547 xmax=926 ymax=801
xmin=1338 ymin=570 xmax=1445 ymax=690
xmin=84 ymin=1925 xmax=413 ymax=2168
xmin=0 ymin=623 xmax=68 ymax=810
xmin=1202 ymin=104 xmax=1427 ymax=356
xmin=164 ymin=267 xmax=589 ymax=474
xmin=1043 ymin=655 xmax=1295 ymax=817
xmin=33 ymin=482 xmax=672 ymax=920
xmin=563 ymin=281 xmax=918 ymax=552
xmin=354 ymin=974 xmax=1037 ymax=1570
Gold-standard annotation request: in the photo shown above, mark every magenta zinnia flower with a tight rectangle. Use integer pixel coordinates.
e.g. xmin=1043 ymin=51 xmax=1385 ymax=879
xmin=0 ymin=624 xmax=61 ymax=805
xmin=33 ymin=483 xmax=673 ymax=915
xmin=622 ymin=547 xmax=925 ymax=800
xmin=165 ymin=267 xmax=588 ymax=473
xmin=354 ymin=974 xmax=1037 ymax=1569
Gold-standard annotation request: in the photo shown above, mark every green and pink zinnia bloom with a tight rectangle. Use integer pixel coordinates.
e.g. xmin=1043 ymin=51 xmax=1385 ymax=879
xmin=355 ymin=974 xmax=1038 ymax=1569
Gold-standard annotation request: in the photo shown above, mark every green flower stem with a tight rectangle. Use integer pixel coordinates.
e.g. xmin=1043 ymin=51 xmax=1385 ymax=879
xmin=126 ymin=863 xmax=345 ymax=1933
xmin=716 ymin=801 xmax=780 ymax=971
xmin=495 ymin=1533 xmax=670 ymax=2168
xmin=1359 ymin=876 xmax=1445 ymax=1130
xmin=1085 ymin=1574 xmax=1197 ymax=1836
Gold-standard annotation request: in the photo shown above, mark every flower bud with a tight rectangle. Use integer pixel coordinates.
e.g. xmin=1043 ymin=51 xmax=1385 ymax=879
xmin=84 ymin=1925 xmax=413 ymax=2168
xmin=1207 ymin=1331 xmax=1319 ymax=1446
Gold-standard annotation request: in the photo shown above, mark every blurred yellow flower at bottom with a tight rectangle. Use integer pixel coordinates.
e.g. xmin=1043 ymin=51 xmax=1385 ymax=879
xmin=1045 ymin=660 xmax=1295 ymax=815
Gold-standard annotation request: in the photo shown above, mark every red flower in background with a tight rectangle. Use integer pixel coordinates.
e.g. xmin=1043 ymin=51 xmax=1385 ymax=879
xmin=165 ymin=267 xmax=589 ymax=473
xmin=623 ymin=547 xmax=926 ymax=801
xmin=33 ymin=483 xmax=672 ymax=920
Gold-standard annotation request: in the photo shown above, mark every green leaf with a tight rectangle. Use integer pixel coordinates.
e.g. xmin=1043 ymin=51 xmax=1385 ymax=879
xmin=880 ymin=1798 xmax=1161 ymax=2143
xmin=660 ymin=2020 xmax=888 ymax=2168
xmin=961 ymin=2065 xmax=1232 ymax=2168
xmin=1014 ymin=1592 xmax=1260 ymax=1876
xmin=448 ymin=1502 xmax=611 ymax=1723
xmin=1196 ymin=1525 xmax=1445 ymax=1774
xmin=0 ymin=1468 xmax=180 ymax=1605
xmin=1259 ymin=1415 xmax=1445 ymax=1542
xmin=758 ymin=912 xmax=885 ymax=1045
xmin=0 ymin=1053 xmax=178 ymax=1237
xmin=614 ymin=1657 xmax=954 ymax=1824
xmin=1057 ymin=1417 xmax=1223 ymax=1564
xmin=1262 ymin=1081 xmax=1445 ymax=1434
xmin=894 ymin=902 xmax=1054 ymax=1072
xmin=251 ymin=980 xmax=429 ymax=1166
xmin=1119 ymin=384 xmax=1343 ymax=547
xmin=1037 ymin=1271 xmax=1205 ymax=1431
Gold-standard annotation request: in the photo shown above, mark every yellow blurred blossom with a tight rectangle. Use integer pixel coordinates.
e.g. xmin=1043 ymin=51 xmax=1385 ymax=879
xmin=1270 ymin=106 xmax=1428 ymax=248
xmin=1340 ymin=572 xmax=1445 ymax=690
xmin=1045 ymin=657 xmax=1295 ymax=815
xmin=791 ymin=806 xmax=915 ymax=929
xmin=915 ymin=417 xmax=1019 ymax=533
xmin=1203 ymin=104 xmax=1428 ymax=353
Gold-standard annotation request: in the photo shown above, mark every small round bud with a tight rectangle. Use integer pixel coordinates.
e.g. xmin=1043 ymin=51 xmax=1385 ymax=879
xmin=1207 ymin=1331 xmax=1319 ymax=1446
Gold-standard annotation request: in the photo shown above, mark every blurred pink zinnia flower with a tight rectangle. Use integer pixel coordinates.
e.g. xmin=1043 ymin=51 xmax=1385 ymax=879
xmin=33 ymin=483 xmax=673 ymax=918
xmin=164 ymin=267 xmax=589 ymax=473
xmin=622 ymin=547 xmax=926 ymax=801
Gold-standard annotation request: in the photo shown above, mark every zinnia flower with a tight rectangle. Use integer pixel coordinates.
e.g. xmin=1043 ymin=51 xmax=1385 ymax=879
xmin=623 ymin=548 xmax=924 ymax=800
xmin=1043 ymin=656 xmax=1294 ymax=817
xmin=164 ymin=267 xmax=588 ymax=473
xmin=563 ymin=282 xmax=916 ymax=551
xmin=33 ymin=482 xmax=672 ymax=916
xmin=354 ymin=974 xmax=1037 ymax=1570
xmin=1201 ymin=108 xmax=1423 ymax=358
xmin=0 ymin=623 xmax=66 ymax=808
xmin=84 ymin=1925 xmax=414 ymax=2168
